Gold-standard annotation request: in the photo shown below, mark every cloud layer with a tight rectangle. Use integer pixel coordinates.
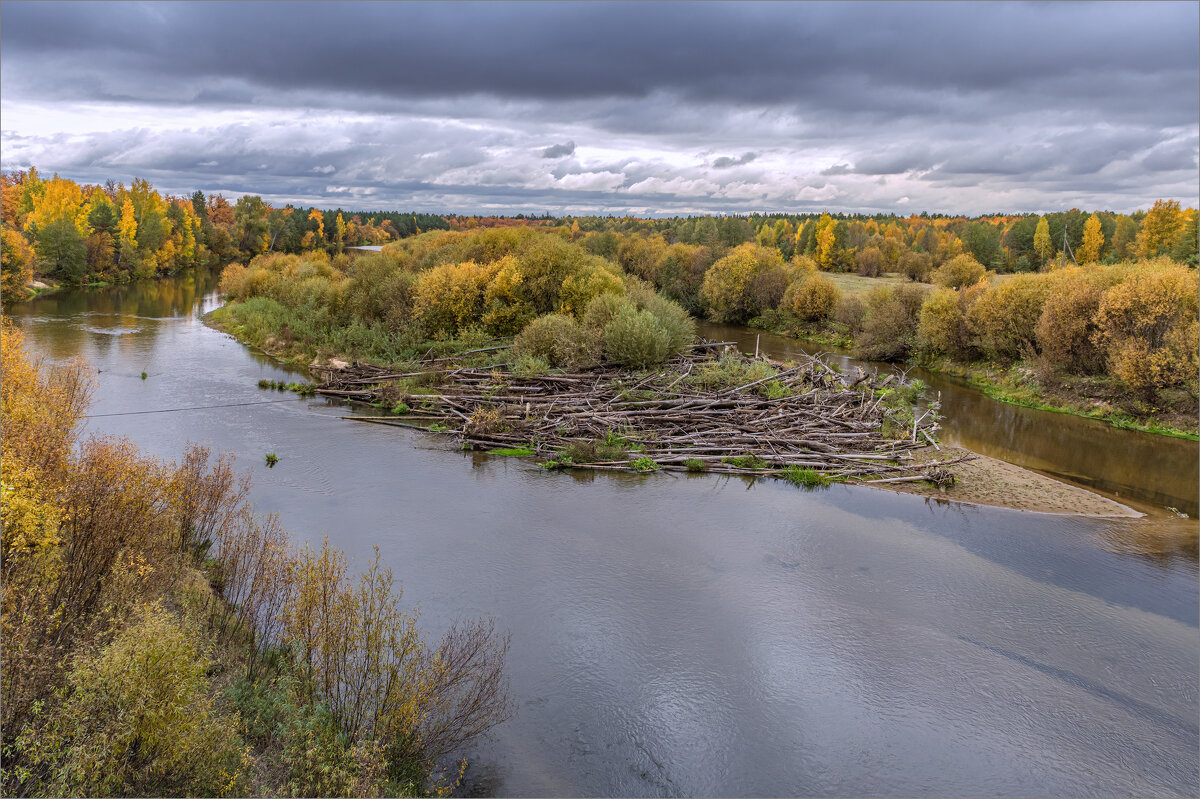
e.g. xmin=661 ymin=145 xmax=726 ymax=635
xmin=2 ymin=1 xmax=1197 ymax=215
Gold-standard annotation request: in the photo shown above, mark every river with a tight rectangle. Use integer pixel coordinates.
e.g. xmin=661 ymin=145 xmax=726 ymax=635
xmin=10 ymin=269 xmax=1199 ymax=797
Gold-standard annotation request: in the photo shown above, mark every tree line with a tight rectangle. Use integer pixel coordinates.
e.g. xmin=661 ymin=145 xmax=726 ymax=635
xmin=0 ymin=168 xmax=450 ymax=296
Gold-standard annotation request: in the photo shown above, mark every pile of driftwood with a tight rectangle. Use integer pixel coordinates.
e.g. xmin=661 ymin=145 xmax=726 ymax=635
xmin=314 ymin=341 xmax=972 ymax=486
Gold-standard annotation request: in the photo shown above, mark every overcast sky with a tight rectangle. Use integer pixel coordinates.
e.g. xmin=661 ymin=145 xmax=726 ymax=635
xmin=2 ymin=1 xmax=1197 ymax=216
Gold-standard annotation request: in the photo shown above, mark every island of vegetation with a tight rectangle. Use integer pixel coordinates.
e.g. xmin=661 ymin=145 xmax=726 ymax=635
xmin=206 ymin=226 xmax=1142 ymax=516
xmin=0 ymin=319 xmax=512 ymax=797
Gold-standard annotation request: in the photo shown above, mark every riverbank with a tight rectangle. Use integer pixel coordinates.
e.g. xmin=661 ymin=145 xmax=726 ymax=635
xmin=884 ymin=446 xmax=1142 ymax=517
xmin=755 ymin=318 xmax=1198 ymax=440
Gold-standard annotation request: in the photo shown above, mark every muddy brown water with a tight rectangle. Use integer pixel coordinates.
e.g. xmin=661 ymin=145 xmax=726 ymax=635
xmin=10 ymin=271 xmax=1198 ymax=797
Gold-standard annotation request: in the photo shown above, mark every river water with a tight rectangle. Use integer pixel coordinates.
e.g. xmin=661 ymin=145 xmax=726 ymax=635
xmin=10 ymin=270 xmax=1199 ymax=797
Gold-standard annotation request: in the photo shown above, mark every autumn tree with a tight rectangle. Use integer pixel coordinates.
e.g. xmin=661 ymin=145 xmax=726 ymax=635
xmin=1033 ymin=216 xmax=1053 ymax=267
xmin=1079 ymin=213 xmax=1104 ymax=264
xmin=1 ymin=227 xmax=36 ymax=298
xmin=699 ymin=243 xmax=791 ymax=323
xmin=814 ymin=214 xmax=839 ymax=270
xmin=233 ymin=195 xmax=271 ymax=255
xmin=36 ymin=216 xmax=87 ymax=281
xmin=335 ymin=211 xmax=347 ymax=253
xmin=1136 ymin=199 xmax=1184 ymax=259
xmin=116 ymin=199 xmax=138 ymax=268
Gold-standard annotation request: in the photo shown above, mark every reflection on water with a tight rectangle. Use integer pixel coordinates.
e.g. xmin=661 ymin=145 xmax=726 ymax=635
xmin=8 ymin=272 xmax=1198 ymax=798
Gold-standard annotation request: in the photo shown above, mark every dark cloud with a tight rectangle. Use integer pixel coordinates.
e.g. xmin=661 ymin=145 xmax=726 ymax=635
xmin=1 ymin=1 xmax=1196 ymax=214
xmin=542 ymin=140 xmax=575 ymax=158
xmin=711 ymin=152 xmax=757 ymax=169
xmin=3 ymin=2 xmax=1196 ymax=117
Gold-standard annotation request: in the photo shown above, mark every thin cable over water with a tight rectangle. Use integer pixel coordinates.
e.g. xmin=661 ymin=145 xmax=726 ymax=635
xmin=84 ymin=398 xmax=299 ymax=418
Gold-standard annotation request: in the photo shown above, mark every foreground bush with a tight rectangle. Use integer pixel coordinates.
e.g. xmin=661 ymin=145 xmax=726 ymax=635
xmin=0 ymin=319 xmax=513 ymax=797
xmin=603 ymin=305 xmax=674 ymax=368
xmin=16 ymin=604 xmax=247 ymax=797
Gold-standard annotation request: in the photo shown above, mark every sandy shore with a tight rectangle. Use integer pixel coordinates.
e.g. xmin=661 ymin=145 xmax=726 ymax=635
xmin=883 ymin=445 xmax=1143 ymax=517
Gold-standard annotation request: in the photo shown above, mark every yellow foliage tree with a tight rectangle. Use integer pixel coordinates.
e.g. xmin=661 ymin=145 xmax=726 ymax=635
xmin=1033 ymin=216 xmax=1053 ymax=266
xmin=1136 ymin=199 xmax=1184 ymax=259
xmin=1080 ymin=213 xmax=1104 ymax=264
xmin=1 ymin=228 xmax=36 ymax=298
xmin=413 ymin=260 xmax=501 ymax=335
xmin=814 ymin=214 xmax=838 ymax=269
xmin=23 ymin=177 xmax=84 ymax=235
xmin=309 ymin=209 xmax=325 ymax=244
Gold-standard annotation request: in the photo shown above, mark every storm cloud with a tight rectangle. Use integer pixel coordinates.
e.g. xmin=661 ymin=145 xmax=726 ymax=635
xmin=1 ymin=1 xmax=1196 ymax=214
xmin=542 ymin=141 xmax=576 ymax=159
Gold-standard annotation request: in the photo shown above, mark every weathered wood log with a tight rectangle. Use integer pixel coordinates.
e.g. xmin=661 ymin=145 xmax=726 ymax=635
xmin=315 ymin=345 xmax=952 ymax=484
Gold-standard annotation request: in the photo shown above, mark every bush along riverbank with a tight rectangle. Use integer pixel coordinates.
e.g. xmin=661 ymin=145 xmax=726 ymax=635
xmin=0 ymin=318 xmax=512 ymax=798
xmin=741 ymin=258 xmax=1199 ymax=439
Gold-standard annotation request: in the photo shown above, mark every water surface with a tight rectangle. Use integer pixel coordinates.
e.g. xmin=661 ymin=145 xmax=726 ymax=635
xmin=10 ymin=272 xmax=1198 ymax=797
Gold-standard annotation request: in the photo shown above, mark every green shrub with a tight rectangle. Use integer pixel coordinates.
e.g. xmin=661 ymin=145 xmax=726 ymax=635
xmin=691 ymin=350 xmax=777 ymax=391
xmin=639 ymin=292 xmax=696 ymax=353
xmin=783 ymin=466 xmax=832 ymax=488
xmin=511 ymin=353 xmax=551 ymax=377
xmin=582 ymin=291 xmax=634 ymax=332
xmin=629 ymin=456 xmax=660 ymax=472
xmin=683 ymin=458 xmax=707 ymax=472
xmin=513 ymin=313 xmax=598 ymax=367
xmin=490 ymin=447 xmax=535 ymax=457
xmin=18 ymin=604 xmax=247 ymax=798
xmin=603 ymin=306 xmax=673 ymax=368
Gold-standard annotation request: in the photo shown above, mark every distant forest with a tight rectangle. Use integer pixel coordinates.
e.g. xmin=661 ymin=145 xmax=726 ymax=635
xmin=1 ymin=167 xmax=1196 ymax=297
